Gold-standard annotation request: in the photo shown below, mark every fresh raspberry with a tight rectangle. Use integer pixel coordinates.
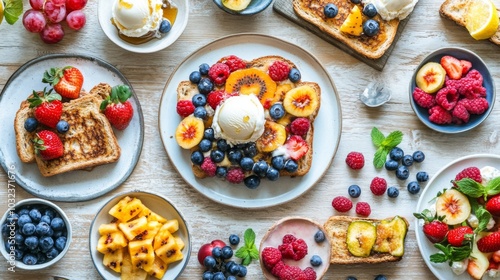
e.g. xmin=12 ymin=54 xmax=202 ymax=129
xmin=279 ymin=264 xmax=302 ymax=280
xmin=261 ymin=247 xmax=282 ymax=269
xmin=226 ymin=167 xmax=245 ymax=184
xmin=278 ymin=243 xmax=295 ymax=259
xmin=207 ymin=90 xmax=226 ymax=109
xmin=282 ymin=234 xmax=297 ymax=245
xmin=370 ymin=177 xmax=387 ymax=196
xmin=458 ymin=98 xmax=489 ymax=115
xmin=271 ymin=261 xmax=286 ymax=277
xmin=176 ymin=100 xmax=195 ymax=117
xmin=455 ymin=167 xmax=482 ymax=183
xmin=446 ymin=77 xmax=486 ymax=99
xmin=413 ymin=87 xmax=436 ymax=108
xmin=221 ymin=55 xmax=247 ymax=72
xmin=291 ymin=239 xmax=308 ymax=260
xmin=435 ymin=86 xmax=459 ymax=110
xmin=452 ymin=103 xmax=470 ymax=124
xmin=355 ymin=202 xmax=372 ymax=217
xmin=428 ymin=105 xmax=452 ymax=124
xmin=301 ymin=267 xmax=317 ymax=280
xmin=268 ymin=61 xmax=291 ymax=81
xmin=200 ymin=158 xmax=217 ymax=177
xmin=332 ymin=196 xmax=353 ymax=212
xmin=345 ymin=151 xmax=365 ymax=170
xmin=466 ymin=69 xmax=484 ymax=85
xmin=208 ymin=63 xmax=231 ymax=85
xmin=290 ymin=117 xmax=310 ymax=136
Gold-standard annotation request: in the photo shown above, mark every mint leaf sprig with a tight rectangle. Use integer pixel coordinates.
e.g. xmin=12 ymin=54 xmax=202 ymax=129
xmin=455 ymin=177 xmax=500 ymax=200
xmin=234 ymin=228 xmax=259 ymax=266
xmin=430 ymin=243 xmax=472 ymax=265
xmin=371 ymin=127 xmax=403 ymax=168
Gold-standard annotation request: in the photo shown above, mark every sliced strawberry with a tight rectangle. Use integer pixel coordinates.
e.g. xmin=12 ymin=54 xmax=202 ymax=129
xmin=100 ymin=84 xmax=134 ymax=130
xmin=285 ymin=135 xmax=309 ymax=161
xmin=34 ymin=130 xmax=64 ymax=160
xmin=28 ymin=89 xmax=63 ymax=128
xmin=486 ymin=194 xmax=500 ymax=216
xmin=478 ymin=232 xmax=500 ymax=253
xmin=43 ymin=66 xmax=84 ymax=99
xmin=440 ymin=56 xmax=462 ymax=80
xmin=460 ymin=60 xmax=472 ymax=75
xmin=447 ymin=226 xmax=473 ymax=247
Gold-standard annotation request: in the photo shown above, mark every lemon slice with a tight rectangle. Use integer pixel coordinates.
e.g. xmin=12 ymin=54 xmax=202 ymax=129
xmin=0 ymin=1 xmax=4 ymax=25
xmin=465 ymin=0 xmax=499 ymax=40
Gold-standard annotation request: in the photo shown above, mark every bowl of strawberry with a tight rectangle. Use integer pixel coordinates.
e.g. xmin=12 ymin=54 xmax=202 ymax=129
xmin=409 ymin=47 xmax=495 ymax=134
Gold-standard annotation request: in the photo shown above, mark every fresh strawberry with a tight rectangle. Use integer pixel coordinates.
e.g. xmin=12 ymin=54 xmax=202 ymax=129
xmin=100 ymin=85 xmax=134 ymax=130
xmin=28 ymin=89 xmax=63 ymax=128
xmin=441 ymin=55 xmax=463 ymax=80
xmin=478 ymin=232 xmax=500 ymax=253
xmin=43 ymin=66 xmax=84 ymax=99
xmin=447 ymin=226 xmax=473 ymax=247
xmin=414 ymin=209 xmax=449 ymax=243
xmin=486 ymin=194 xmax=500 ymax=216
xmin=460 ymin=60 xmax=472 ymax=75
xmin=285 ymin=135 xmax=309 ymax=161
xmin=33 ymin=130 xmax=64 ymax=160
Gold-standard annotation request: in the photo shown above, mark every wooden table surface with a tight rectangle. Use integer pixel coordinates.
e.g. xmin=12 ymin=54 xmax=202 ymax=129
xmin=1 ymin=0 xmax=499 ymax=279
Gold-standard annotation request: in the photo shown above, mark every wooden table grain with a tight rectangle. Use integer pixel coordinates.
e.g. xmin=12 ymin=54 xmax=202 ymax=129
xmin=0 ymin=0 xmax=499 ymax=279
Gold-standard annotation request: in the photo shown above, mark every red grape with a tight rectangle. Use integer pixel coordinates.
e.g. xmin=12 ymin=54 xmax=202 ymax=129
xmin=66 ymin=10 xmax=86 ymax=30
xmin=44 ymin=0 xmax=67 ymax=23
xmin=40 ymin=23 xmax=65 ymax=44
xmin=66 ymin=0 xmax=87 ymax=11
xmin=23 ymin=10 xmax=47 ymax=33
xmin=29 ymin=0 xmax=45 ymax=10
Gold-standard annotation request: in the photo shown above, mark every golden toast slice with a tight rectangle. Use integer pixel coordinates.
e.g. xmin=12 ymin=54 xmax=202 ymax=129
xmin=292 ymin=0 xmax=400 ymax=59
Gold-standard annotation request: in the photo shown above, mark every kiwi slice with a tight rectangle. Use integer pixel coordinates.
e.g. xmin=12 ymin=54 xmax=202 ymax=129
xmin=373 ymin=216 xmax=408 ymax=257
xmin=346 ymin=221 xmax=377 ymax=257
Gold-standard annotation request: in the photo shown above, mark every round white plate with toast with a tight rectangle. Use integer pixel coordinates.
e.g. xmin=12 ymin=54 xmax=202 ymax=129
xmin=0 ymin=54 xmax=144 ymax=202
xmin=415 ymin=154 xmax=500 ymax=280
xmin=159 ymin=33 xmax=342 ymax=209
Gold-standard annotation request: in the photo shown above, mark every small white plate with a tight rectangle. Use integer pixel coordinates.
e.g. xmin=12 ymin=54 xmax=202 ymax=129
xmin=0 ymin=54 xmax=144 ymax=202
xmin=97 ymin=0 xmax=189 ymax=53
xmin=415 ymin=154 xmax=500 ymax=280
xmin=89 ymin=191 xmax=191 ymax=279
xmin=158 ymin=33 xmax=342 ymax=209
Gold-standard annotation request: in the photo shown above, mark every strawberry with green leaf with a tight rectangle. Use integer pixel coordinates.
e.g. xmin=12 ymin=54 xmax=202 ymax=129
xmin=100 ymin=84 xmax=134 ymax=130
xmin=28 ymin=89 xmax=62 ymax=128
xmin=43 ymin=66 xmax=84 ymax=99
xmin=33 ymin=130 xmax=64 ymax=160
xmin=371 ymin=127 xmax=403 ymax=168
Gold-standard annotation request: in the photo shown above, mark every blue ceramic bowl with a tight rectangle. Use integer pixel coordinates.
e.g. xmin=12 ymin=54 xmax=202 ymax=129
xmin=213 ymin=0 xmax=272 ymax=15
xmin=409 ymin=47 xmax=495 ymax=134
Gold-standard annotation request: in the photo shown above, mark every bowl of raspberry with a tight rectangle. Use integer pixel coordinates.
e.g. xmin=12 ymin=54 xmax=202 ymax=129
xmin=409 ymin=47 xmax=495 ymax=133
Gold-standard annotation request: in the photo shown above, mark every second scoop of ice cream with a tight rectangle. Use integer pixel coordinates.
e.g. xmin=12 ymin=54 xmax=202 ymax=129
xmin=112 ymin=0 xmax=163 ymax=38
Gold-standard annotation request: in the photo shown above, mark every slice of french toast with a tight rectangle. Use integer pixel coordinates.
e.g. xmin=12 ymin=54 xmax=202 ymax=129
xmin=14 ymin=83 xmax=121 ymax=177
xmin=292 ymin=0 xmax=400 ymax=59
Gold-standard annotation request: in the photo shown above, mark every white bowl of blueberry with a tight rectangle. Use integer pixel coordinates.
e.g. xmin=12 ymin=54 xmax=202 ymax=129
xmin=0 ymin=198 xmax=72 ymax=270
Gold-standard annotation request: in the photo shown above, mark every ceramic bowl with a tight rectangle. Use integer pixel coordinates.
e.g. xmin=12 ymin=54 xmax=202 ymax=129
xmin=89 ymin=191 xmax=191 ymax=279
xmin=97 ymin=0 xmax=189 ymax=53
xmin=259 ymin=217 xmax=331 ymax=279
xmin=0 ymin=198 xmax=72 ymax=270
xmin=409 ymin=47 xmax=495 ymax=133
xmin=213 ymin=0 xmax=273 ymax=15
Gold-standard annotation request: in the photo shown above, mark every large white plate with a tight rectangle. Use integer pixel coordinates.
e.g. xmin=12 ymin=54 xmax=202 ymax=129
xmin=0 ymin=54 xmax=144 ymax=202
xmin=158 ymin=34 xmax=342 ymax=209
xmin=415 ymin=154 xmax=500 ymax=280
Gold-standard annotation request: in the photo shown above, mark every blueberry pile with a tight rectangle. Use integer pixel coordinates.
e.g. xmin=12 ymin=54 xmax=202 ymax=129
xmin=1 ymin=204 xmax=68 ymax=265
xmin=202 ymin=246 xmax=247 ymax=280
xmin=385 ymin=147 xmax=429 ymax=195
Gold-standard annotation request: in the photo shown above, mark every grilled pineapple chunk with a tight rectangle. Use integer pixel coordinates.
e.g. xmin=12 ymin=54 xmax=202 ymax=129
xmin=174 ymin=236 xmax=185 ymax=251
xmin=132 ymin=221 xmax=162 ymax=241
xmin=148 ymin=256 xmax=168 ymax=279
xmin=109 ymin=196 xmax=146 ymax=222
xmin=103 ymin=247 xmax=124 ymax=273
xmin=119 ymin=216 xmax=149 ymax=241
xmin=162 ymin=219 xmax=179 ymax=233
xmin=129 ymin=239 xmax=155 ymax=272
xmin=121 ymin=250 xmax=148 ymax=280
xmin=97 ymin=231 xmax=128 ymax=254
xmin=138 ymin=206 xmax=168 ymax=223
xmin=155 ymin=238 xmax=184 ymax=265
xmin=153 ymin=225 xmax=175 ymax=250
xmin=99 ymin=222 xmax=120 ymax=235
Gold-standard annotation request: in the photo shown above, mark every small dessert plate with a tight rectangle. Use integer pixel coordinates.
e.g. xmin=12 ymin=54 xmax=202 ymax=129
xmin=213 ymin=0 xmax=273 ymax=15
xmin=97 ymin=0 xmax=189 ymax=53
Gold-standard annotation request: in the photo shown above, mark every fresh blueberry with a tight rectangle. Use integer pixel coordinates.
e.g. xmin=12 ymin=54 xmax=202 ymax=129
xmin=192 ymin=93 xmax=207 ymax=107
xmin=46 ymin=228 xmax=54 ymax=237
xmin=35 ymin=222 xmax=50 ymax=236
xmin=324 ymin=3 xmax=339 ymax=18
xmin=203 ymin=255 xmax=216 ymax=269
xmin=190 ymin=151 xmax=204 ymax=165
xmin=350 ymin=0 xmax=361 ymax=3
xmin=416 ymin=171 xmax=429 ymax=182
xmin=221 ymin=245 xmax=233 ymax=259
xmin=24 ymin=117 xmax=39 ymax=132
xmin=229 ymin=234 xmax=240 ymax=245
xmin=14 ymin=249 xmax=24 ymax=260
xmin=387 ymin=186 xmax=399 ymax=198
xmin=159 ymin=19 xmax=172 ymax=33
xmin=227 ymin=276 xmax=237 ymax=280
xmin=53 ymin=230 xmax=64 ymax=239
xmin=225 ymin=260 xmax=236 ymax=271
xmin=407 ymin=181 xmax=421 ymax=194
xmin=203 ymin=128 xmax=215 ymax=141
xmin=310 ymin=255 xmax=322 ymax=266
xmin=202 ymin=271 xmax=214 ymax=280
xmin=390 ymin=147 xmax=404 ymax=161
xmin=18 ymin=208 xmax=30 ymax=216
xmin=216 ymin=139 xmax=229 ymax=152
xmin=197 ymin=77 xmax=214 ymax=94
xmin=22 ymin=223 xmax=36 ymax=236
xmin=396 ymin=165 xmax=410 ymax=180
xmin=37 ymin=252 xmax=47 ymax=264
xmin=228 ymin=149 xmax=243 ymax=164
xmin=348 ymin=185 xmax=361 ymax=198
xmin=402 ymin=155 xmax=414 ymax=166
xmin=210 ymin=149 xmax=225 ymax=163
xmin=39 ymin=236 xmax=54 ymax=252
xmin=22 ymin=254 xmax=38 ymax=265
xmin=244 ymin=175 xmax=261 ymax=189
xmin=284 ymin=160 xmax=298 ymax=173
xmin=237 ymin=265 xmax=247 ymax=277
xmin=240 ymin=157 xmax=254 ymax=171
xmin=228 ymin=262 xmax=240 ymax=275
xmin=40 ymin=215 xmax=51 ymax=224
xmin=199 ymin=63 xmax=210 ymax=75
xmin=363 ymin=19 xmax=380 ymax=37
xmin=212 ymin=246 xmax=223 ymax=259
xmin=374 ymin=275 xmax=387 ymax=280
xmin=413 ymin=151 xmax=425 ymax=163
xmin=50 ymin=217 xmax=65 ymax=231
xmin=29 ymin=209 xmax=42 ymax=223
xmin=56 ymin=120 xmax=69 ymax=133
xmin=243 ymin=142 xmax=257 ymax=157
xmin=44 ymin=209 xmax=56 ymax=219
xmin=253 ymin=160 xmax=269 ymax=177
xmin=385 ymin=159 xmax=399 ymax=171
xmin=271 ymin=156 xmax=285 ymax=170
xmin=6 ymin=213 xmax=19 ymax=224
xmin=363 ymin=3 xmax=378 ymax=17
xmin=24 ymin=236 xmax=39 ymax=250
xmin=15 ymin=232 xmax=24 ymax=245
xmin=213 ymin=272 xmax=225 ymax=280
xmin=269 ymin=103 xmax=285 ymax=120
xmin=4 ymin=240 xmax=12 ymax=251
xmin=216 ymin=166 xmax=227 ymax=178
xmin=193 ymin=106 xmax=207 ymax=119
xmin=198 ymin=139 xmax=212 ymax=153
xmin=45 ymin=247 xmax=59 ymax=259
xmin=1 ymin=223 xmax=8 ymax=239
xmin=314 ymin=230 xmax=326 ymax=243
xmin=189 ymin=71 xmax=201 ymax=84
xmin=288 ymin=68 xmax=301 ymax=82
xmin=266 ymin=167 xmax=280 ymax=181
xmin=54 ymin=236 xmax=67 ymax=251
xmin=18 ymin=214 xmax=32 ymax=228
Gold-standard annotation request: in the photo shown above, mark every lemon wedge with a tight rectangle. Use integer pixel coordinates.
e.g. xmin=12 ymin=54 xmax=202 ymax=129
xmin=465 ymin=0 xmax=499 ymax=40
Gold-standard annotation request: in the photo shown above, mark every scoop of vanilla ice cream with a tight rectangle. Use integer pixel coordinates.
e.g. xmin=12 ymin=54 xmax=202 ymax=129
xmin=112 ymin=0 xmax=163 ymax=38
xmin=212 ymin=95 xmax=265 ymax=145
xmin=362 ymin=0 xmax=418 ymax=21
xmin=481 ymin=166 xmax=500 ymax=185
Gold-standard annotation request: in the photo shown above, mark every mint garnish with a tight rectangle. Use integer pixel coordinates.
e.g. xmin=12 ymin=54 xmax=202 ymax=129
xmin=371 ymin=127 xmax=403 ymax=168
xmin=430 ymin=243 xmax=472 ymax=265
xmin=234 ymin=228 xmax=259 ymax=266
